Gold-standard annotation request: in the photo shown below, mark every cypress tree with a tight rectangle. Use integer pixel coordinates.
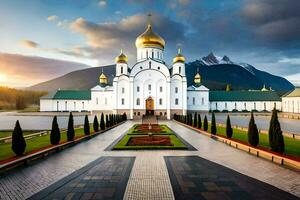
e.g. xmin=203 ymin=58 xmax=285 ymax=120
xmin=189 ymin=114 xmax=193 ymax=126
xmin=93 ymin=115 xmax=99 ymax=132
xmin=197 ymin=114 xmax=202 ymax=129
xmin=84 ymin=115 xmax=90 ymax=135
xmin=248 ymin=112 xmax=259 ymax=146
xmin=11 ymin=120 xmax=26 ymax=156
xmin=50 ymin=116 xmax=60 ymax=145
xmin=226 ymin=115 xmax=233 ymax=138
xmin=203 ymin=115 xmax=208 ymax=131
xmin=269 ymin=108 xmax=284 ymax=153
xmin=67 ymin=112 xmax=75 ymax=141
xmin=211 ymin=112 xmax=217 ymax=135
xmin=100 ymin=113 xmax=105 ymax=130
xmin=185 ymin=115 xmax=188 ymax=125
xmin=193 ymin=112 xmax=197 ymax=127
xmin=122 ymin=112 xmax=127 ymax=121
xmin=105 ymin=114 xmax=109 ymax=128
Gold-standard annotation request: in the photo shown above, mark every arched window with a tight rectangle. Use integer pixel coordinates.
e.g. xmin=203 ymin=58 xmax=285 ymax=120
xmin=159 ymin=98 xmax=163 ymax=105
xmin=121 ymin=66 xmax=123 ymax=74
xmin=149 ymin=61 xmax=152 ymax=69
xmin=146 ymin=50 xmax=148 ymax=58
xmin=57 ymin=101 xmax=59 ymax=111
xmin=225 ymin=102 xmax=227 ymax=109
xmin=82 ymin=102 xmax=85 ymax=110
xmin=152 ymin=51 xmax=154 ymax=58
xmin=96 ymin=98 xmax=99 ymax=104
xmin=264 ymin=102 xmax=266 ymax=110
xmin=193 ymin=97 xmax=195 ymax=105
xmin=65 ymin=101 xmax=67 ymax=111
xmin=137 ymin=86 xmax=140 ymax=92
xmin=202 ymin=98 xmax=204 ymax=105
xmin=179 ymin=67 xmax=182 ymax=74
xmin=157 ymin=51 xmax=159 ymax=58
xmin=136 ymin=98 xmax=140 ymax=105
xmin=121 ymin=98 xmax=125 ymax=105
xmin=175 ymin=87 xmax=178 ymax=93
xmin=235 ymin=103 xmax=237 ymax=109
xmin=175 ymin=98 xmax=179 ymax=105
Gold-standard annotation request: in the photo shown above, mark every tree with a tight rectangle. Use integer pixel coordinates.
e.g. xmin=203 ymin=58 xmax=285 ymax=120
xmin=105 ymin=114 xmax=109 ymax=128
xmin=84 ymin=115 xmax=90 ymax=135
xmin=268 ymin=108 xmax=285 ymax=153
xmin=50 ymin=116 xmax=60 ymax=145
xmin=67 ymin=112 xmax=75 ymax=141
xmin=203 ymin=115 xmax=208 ymax=131
xmin=211 ymin=112 xmax=217 ymax=135
xmin=11 ymin=120 xmax=26 ymax=156
xmin=193 ymin=113 xmax=198 ymax=127
xmin=226 ymin=115 xmax=233 ymax=138
xmin=122 ymin=112 xmax=127 ymax=121
xmin=15 ymin=95 xmax=26 ymax=110
xmin=93 ymin=115 xmax=99 ymax=132
xmin=197 ymin=114 xmax=202 ymax=129
xmin=248 ymin=112 xmax=259 ymax=147
xmin=100 ymin=113 xmax=105 ymax=130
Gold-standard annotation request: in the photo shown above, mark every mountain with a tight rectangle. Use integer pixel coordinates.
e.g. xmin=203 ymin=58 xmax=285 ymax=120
xmin=28 ymin=53 xmax=294 ymax=96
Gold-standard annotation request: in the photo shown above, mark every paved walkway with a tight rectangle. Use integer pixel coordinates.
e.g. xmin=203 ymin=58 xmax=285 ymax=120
xmin=0 ymin=120 xmax=299 ymax=199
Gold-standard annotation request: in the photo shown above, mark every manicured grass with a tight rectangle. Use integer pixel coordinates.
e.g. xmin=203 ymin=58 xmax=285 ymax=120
xmin=0 ymin=126 xmax=93 ymax=161
xmin=0 ymin=130 xmax=43 ymax=139
xmin=113 ymin=124 xmax=188 ymax=150
xmin=203 ymin=123 xmax=300 ymax=158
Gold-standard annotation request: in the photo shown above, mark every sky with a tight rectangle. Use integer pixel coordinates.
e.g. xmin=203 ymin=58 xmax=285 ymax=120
xmin=0 ymin=0 xmax=299 ymax=87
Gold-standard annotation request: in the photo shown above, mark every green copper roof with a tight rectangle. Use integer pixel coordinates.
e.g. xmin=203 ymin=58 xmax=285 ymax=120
xmin=48 ymin=90 xmax=91 ymax=100
xmin=285 ymin=87 xmax=300 ymax=97
xmin=209 ymin=91 xmax=281 ymax=101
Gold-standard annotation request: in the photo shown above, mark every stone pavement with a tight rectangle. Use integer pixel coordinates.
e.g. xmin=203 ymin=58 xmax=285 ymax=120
xmin=0 ymin=120 xmax=299 ymax=199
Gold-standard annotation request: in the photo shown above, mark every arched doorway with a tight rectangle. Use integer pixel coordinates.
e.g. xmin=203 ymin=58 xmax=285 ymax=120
xmin=145 ymin=97 xmax=154 ymax=115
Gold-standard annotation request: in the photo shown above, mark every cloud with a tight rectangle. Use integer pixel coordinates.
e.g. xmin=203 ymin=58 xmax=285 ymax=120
xmin=47 ymin=15 xmax=58 ymax=21
xmin=98 ymin=0 xmax=107 ymax=7
xmin=20 ymin=40 xmax=39 ymax=48
xmin=0 ymin=53 xmax=90 ymax=87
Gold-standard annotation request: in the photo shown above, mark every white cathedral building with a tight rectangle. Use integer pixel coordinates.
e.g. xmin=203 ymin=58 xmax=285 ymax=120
xmin=40 ymin=21 xmax=284 ymax=119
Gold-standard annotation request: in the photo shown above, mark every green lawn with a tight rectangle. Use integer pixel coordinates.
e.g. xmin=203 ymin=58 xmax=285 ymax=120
xmin=0 ymin=130 xmax=44 ymax=139
xmin=203 ymin=123 xmax=300 ymax=158
xmin=113 ymin=124 xmax=188 ymax=150
xmin=0 ymin=126 xmax=94 ymax=161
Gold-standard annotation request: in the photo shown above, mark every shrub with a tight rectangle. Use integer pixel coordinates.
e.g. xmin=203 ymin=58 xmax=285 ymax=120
xmin=93 ymin=115 xmax=99 ymax=132
xmin=193 ymin=112 xmax=197 ymax=127
xmin=11 ymin=120 xmax=26 ymax=156
xmin=248 ymin=112 xmax=259 ymax=147
xmin=232 ymin=109 xmax=239 ymax=112
xmin=50 ymin=116 xmax=60 ymax=145
xmin=222 ymin=110 xmax=228 ymax=113
xmin=67 ymin=112 xmax=75 ymax=141
xmin=211 ymin=112 xmax=217 ymax=135
xmin=226 ymin=115 xmax=233 ymax=138
xmin=100 ymin=113 xmax=105 ymax=130
xmin=203 ymin=115 xmax=208 ymax=131
xmin=197 ymin=114 xmax=202 ymax=129
xmin=268 ymin=108 xmax=284 ymax=153
xmin=84 ymin=115 xmax=90 ymax=135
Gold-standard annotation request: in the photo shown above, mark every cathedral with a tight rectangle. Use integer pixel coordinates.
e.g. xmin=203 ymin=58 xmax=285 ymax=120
xmin=40 ymin=21 xmax=283 ymax=119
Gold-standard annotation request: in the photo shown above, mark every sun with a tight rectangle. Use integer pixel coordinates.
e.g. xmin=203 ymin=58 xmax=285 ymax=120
xmin=0 ymin=73 xmax=7 ymax=82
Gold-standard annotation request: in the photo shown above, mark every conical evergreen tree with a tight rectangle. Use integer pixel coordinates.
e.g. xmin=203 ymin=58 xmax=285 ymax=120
xmin=105 ymin=114 xmax=109 ymax=128
xmin=268 ymin=108 xmax=285 ymax=153
xmin=193 ymin=112 xmax=197 ymax=127
xmin=197 ymin=114 xmax=202 ymax=129
xmin=203 ymin=115 xmax=208 ymax=131
xmin=211 ymin=112 xmax=217 ymax=135
xmin=248 ymin=112 xmax=259 ymax=146
xmin=93 ymin=115 xmax=99 ymax=132
xmin=11 ymin=120 xmax=26 ymax=156
xmin=100 ymin=113 xmax=105 ymax=130
xmin=50 ymin=116 xmax=60 ymax=145
xmin=67 ymin=112 xmax=75 ymax=141
xmin=122 ymin=112 xmax=127 ymax=121
xmin=226 ymin=115 xmax=233 ymax=138
xmin=84 ymin=115 xmax=90 ymax=135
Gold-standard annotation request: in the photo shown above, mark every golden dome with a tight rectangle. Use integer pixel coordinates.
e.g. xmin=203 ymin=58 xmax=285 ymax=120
xmin=135 ymin=24 xmax=165 ymax=49
xmin=173 ymin=48 xmax=185 ymax=63
xmin=99 ymin=72 xmax=108 ymax=85
xmin=261 ymin=84 xmax=268 ymax=91
xmin=194 ymin=72 xmax=201 ymax=85
xmin=115 ymin=50 xmax=128 ymax=63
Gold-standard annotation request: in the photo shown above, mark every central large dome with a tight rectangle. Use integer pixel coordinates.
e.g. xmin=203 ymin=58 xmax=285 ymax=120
xmin=135 ymin=24 xmax=165 ymax=49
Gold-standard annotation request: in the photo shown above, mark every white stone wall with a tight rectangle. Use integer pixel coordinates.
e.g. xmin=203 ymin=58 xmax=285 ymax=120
xmin=282 ymin=97 xmax=300 ymax=113
xmin=209 ymin=101 xmax=281 ymax=112
xmin=91 ymin=90 xmax=115 ymax=111
xmin=40 ymin=99 xmax=91 ymax=112
xmin=115 ymin=75 xmax=131 ymax=110
xmin=187 ymin=90 xmax=209 ymax=111
xmin=170 ymin=75 xmax=187 ymax=115
xmin=116 ymin=63 xmax=128 ymax=76
xmin=172 ymin=62 xmax=185 ymax=76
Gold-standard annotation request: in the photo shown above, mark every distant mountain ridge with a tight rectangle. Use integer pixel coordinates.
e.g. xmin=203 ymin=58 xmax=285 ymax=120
xmin=29 ymin=53 xmax=294 ymax=96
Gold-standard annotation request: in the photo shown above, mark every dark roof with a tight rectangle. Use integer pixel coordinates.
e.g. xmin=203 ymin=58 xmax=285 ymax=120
xmin=41 ymin=90 xmax=91 ymax=100
xmin=209 ymin=91 xmax=281 ymax=101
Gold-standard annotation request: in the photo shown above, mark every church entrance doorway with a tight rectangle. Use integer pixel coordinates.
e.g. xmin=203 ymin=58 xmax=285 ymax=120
xmin=145 ymin=97 xmax=154 ymax=115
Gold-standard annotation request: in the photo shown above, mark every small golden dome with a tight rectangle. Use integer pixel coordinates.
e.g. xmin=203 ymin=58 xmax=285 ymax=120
xmin=194 ymin=72 xmax=201 ymax=85
xmin=115 ymin=50 xmax=128 ymax=63
xmin=99 ymin=72 xmax=108 ymax=85
xmin=173 ymin=48 xmax=185 ymax=63
xmin=261 ymin=84 xmax=268 ymax=91
xmin=135 ymin=24 xmax=165 ymax=49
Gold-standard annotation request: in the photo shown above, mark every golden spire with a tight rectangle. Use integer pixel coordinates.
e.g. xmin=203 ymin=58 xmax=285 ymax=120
xmin=261 ymin=84 xmax=268 ymax=91
xmin=99 ymin=69 xmax=107 ymax=85
xmin=115 ymin=49 xmax=128 ymax=63
xmin=194 ymin=69 xmax=201 ymax=86
xmin=173 ymin=48 xmax=185 ymax=63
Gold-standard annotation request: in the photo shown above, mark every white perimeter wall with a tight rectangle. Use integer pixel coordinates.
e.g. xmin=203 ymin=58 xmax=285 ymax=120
xmin=282 ymin=97 xmax=300 ymax=113
xmin=210 ymin=101 xmax=281 ymax=112
xmin=187 ymin=90 xmax=209 ymax=111
xmin=40 ymin=99 xmax=91 ymax=112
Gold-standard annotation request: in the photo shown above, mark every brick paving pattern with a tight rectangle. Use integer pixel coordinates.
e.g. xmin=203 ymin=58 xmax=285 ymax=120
xmin=123 ymin=153 xmax=174 ymax=200
xmin=165 ymin=156 xmax=299 ymax=200
xmin=29 ymin=157 xmax=134 ymax=200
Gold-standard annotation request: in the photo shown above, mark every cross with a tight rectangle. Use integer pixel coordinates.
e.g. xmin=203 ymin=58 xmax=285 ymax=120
xmin=147 ymin=13 xmax=152 ymax=26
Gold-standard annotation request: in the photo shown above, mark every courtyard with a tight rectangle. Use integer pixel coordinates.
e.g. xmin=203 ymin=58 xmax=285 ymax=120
xmin=0 ymin=120 xmax=299 ymax=199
